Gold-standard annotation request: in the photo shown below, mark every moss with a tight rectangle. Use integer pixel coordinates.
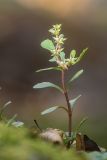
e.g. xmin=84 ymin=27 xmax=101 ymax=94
xmin=0 ymin=123 xmax=106 ymax=160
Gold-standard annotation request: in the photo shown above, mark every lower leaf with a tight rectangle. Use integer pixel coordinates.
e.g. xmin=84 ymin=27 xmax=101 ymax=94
xmin=69 ymin=95 xmax=82 ymax=109
xmin=41 ymin=106 xmax=59 ymax=115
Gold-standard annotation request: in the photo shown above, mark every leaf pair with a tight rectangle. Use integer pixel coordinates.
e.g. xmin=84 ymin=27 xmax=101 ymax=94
xmin=36 ymin=68 xmax=84 ymax=82
xmin=41 ymin=94 xmax=81 ymax=116
xmin=33 ymin=69 xmax=83 ymax=93
xmin=33 ymin=69 xmax=84 ymax=116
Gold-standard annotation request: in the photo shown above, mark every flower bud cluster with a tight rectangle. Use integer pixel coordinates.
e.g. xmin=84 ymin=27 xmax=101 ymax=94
xmin=49 ymin=24 xmax=68 ymax=70
xmin=48 ymin=24 xmax=87 ymax=70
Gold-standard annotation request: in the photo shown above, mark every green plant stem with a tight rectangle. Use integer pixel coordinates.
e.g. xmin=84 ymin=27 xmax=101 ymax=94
xmin=61 ymin=70 xmax=72 ymax=137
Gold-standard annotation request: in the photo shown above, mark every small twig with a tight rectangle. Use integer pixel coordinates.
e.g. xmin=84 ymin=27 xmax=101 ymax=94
xmin=66 ymin=139 xmax=73 ymax=149
xmin=34 ymin=119 xmax=42 ymax=132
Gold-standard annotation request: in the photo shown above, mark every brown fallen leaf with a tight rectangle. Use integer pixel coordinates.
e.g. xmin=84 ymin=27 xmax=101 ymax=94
xmin=76 ymin=133 xmax=101 ymax=152
xmin=83 ymin=135 xmax=101 ymax=152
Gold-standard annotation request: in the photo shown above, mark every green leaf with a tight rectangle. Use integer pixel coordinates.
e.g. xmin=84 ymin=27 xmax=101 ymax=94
xmin=36 ymin=67 xmax=61 ymax=73
xmin=33 ymin=82 xmax=63 ymax=93
xmin=70 ymin=50 xmax=76 ymax=58
xmin=49 ymin=28 xmax=55 ymax=34
xmin=75 ymin=117 xmax=88 ymax=133
xmin=6 ymin=114 xmax=17 ymax=126
xmin=69 ymin=69 xmax=84 ymax=83
xmin=69 ymin=95 xmax=81 ymax=109
xmin=76 ymin=48 xmax=88 ymax=63
xmin=49 ymin=57 xmax=56 ymax=62
xmin=41 ymin=106 xmax=68 ymax=115
xmin=12 ymin=121 xmax=24 ymax=128
xmin=60 ymin=52 xmax=65 ymax=61
xmin=1 ymin=101 xmax=12 ymax=111
xmin=0 ymin=101 xmax=12 ymax=119
xmin=41 ymin=39 xmax=55 ymax=51
xmin=41 ymin=106 xmax=59 ymax=115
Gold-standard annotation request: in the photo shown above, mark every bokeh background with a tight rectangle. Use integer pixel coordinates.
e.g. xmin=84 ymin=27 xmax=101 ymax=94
xmin=0 ymin=0 xmax=107 ymax=147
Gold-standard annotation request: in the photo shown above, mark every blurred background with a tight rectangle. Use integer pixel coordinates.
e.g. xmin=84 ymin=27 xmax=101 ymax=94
xmin=0 ymin=0 xmax=107 ymax=147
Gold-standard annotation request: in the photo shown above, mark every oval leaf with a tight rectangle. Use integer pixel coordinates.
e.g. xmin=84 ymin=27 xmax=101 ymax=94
xmin=70 ymin=50 xmax=76 ymax=58
xmin=69 ymin=95 xmax=82 ymax=108
xmin=49 ymin=57 xmax=56 ymax=62
xmin=33 ymin=82 xmax=63 ymax=93
xmin=69 ymin=69 xmax=84 ymax=83
xmin=41 ymin=106 xmax=59 ymax=115
xmin=41 ymin=39 xmax=55 ymax=51
xmin=60 ymin=52 xmax=65 ymax=61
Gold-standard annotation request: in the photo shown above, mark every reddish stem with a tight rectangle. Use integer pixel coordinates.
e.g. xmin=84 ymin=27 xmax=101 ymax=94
xmin=61 ymin=70 xmax=72 ymax=137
